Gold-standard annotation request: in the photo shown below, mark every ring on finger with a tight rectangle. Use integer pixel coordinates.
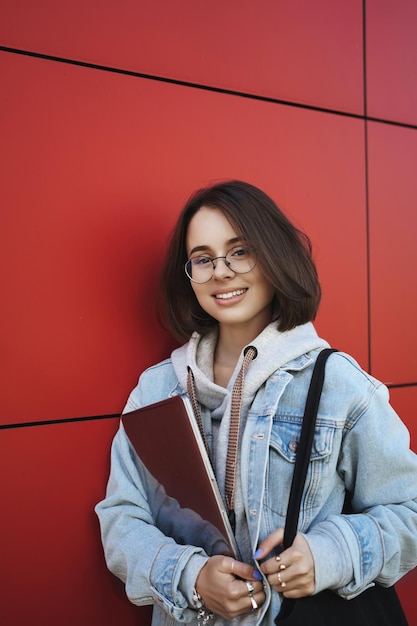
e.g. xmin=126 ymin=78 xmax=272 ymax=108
xmin=275 ymin=557 xmax=287 ymax=571
xmin=277 ymin=572 xmax=287 ymax=588
xmin=250 ymin=596 xmax=258 ymax=610
xmin=245 ymin=581 xmax=255 ymax=596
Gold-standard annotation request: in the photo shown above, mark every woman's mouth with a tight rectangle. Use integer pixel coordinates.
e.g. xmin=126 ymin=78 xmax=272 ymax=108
xmin=214 ymin=288 xmax=247 ymax=300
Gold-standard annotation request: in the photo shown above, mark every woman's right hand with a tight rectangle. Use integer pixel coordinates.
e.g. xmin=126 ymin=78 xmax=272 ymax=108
xmin=194 ymin=555 xmax=265 ymax=619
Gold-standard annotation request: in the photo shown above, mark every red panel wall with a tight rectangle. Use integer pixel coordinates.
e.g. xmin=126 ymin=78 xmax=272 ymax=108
xmin=0 ymin=1 xmax=416 ymax=625
xmin=368 ymin=122 xmax=417 ymax=384
xmin=1 ymin=0 xmax=363 ymax=113
xmin=0 ymin=419 xmax=150 ymax=625
xmin=0 ymin=52 xmax=367 ymax=425
xmin=367 ymin=0 xmax=417 ymax=126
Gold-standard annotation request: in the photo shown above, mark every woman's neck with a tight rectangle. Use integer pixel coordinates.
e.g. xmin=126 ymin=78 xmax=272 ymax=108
xmin=212 ymin=322 xmax=270 ymax=387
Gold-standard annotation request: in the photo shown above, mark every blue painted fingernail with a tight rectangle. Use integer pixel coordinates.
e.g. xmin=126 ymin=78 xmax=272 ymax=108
xmin=253 ymin=548 xmax=263 ymax=559
xmin=253 ymin=569 xmax=263 ymax=580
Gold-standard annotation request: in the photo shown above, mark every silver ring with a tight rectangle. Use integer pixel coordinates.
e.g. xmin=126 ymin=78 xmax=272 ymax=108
xmin=231 ymin=559 xmax=235 ymax=574
xmin=245 ymin=581 xmax=255 ymax=596
xmin=250 ymin=596 xmax=258 ymax=610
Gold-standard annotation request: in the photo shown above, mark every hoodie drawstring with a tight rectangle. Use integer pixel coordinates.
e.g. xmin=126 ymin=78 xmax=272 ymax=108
xmin=225 ymin=347 xmax=257 ymax=513
xmin=186 ymin=346 xmax=257 ymax=520
xmin=187 ymin=367 xmax=211 ymax=458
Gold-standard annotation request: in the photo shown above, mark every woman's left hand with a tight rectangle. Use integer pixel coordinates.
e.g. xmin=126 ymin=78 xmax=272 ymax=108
xmin=256 ymin=528 xmax=315 ymax=598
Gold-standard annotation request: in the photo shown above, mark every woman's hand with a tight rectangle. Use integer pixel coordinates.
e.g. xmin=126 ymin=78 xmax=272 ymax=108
xmin=256 ymin=528 xmax=315 ymax=598
xmin=195 ymin=555 xmax=265 ymax=619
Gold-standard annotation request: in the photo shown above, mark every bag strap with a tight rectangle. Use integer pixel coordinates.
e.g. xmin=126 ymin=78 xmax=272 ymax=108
xmin=283 ymin=348 xmax=338 ymax=549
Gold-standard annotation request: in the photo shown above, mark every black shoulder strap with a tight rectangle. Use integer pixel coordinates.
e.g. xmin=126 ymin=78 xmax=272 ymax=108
xmin=283 ymin=348 xmax=338 ymax=549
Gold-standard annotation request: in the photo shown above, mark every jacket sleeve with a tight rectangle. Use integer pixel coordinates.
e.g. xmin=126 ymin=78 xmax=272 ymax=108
xmin=95 ymin=422 xmax=209 ymax=622
xmin=304 ymin=362 xmax=417 ymax=599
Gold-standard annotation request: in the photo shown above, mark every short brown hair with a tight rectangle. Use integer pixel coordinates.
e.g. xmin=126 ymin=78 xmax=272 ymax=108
xmin=158 ymin=180 xmax=321 ymax=341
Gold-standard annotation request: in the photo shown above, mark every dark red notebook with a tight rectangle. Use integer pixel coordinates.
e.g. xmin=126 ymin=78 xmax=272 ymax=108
xmin=122 ymin=394 xmax=237 ymax=557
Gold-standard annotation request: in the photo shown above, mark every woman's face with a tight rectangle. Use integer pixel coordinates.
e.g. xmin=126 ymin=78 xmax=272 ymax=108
xmin=185 ymin=206 xmax=275 ymax=337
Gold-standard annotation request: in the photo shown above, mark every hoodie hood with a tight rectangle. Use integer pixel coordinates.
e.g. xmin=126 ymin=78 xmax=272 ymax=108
xmin=171 ymin=321 xmax=329 ymax=405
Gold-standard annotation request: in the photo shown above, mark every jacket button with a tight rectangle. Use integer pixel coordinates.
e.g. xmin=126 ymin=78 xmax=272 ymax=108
xmin=288 ymin=435 xmax=298 ymax=453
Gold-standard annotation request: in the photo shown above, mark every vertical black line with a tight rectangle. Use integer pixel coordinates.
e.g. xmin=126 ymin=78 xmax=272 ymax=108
xmin=363 ymin=0 xmax=368 ymax=121
xmin=363 ymin=0 xmax=372 ymax=374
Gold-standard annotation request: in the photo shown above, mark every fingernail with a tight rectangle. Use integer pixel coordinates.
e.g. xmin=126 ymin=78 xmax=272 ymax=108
xmin=253 ymin=570 xmax=263 ymax=580
xmin=253 ymin=548 xmax=263 ymax=559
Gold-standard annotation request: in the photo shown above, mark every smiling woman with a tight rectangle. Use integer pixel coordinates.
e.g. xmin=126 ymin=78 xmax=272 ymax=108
xmin=95 ymin=180 xmax=416 ymax=626
xmin=160 ymin=180 xmax=321 ymax=343
xmin=185 ymin=206 xmax=276 ymax=350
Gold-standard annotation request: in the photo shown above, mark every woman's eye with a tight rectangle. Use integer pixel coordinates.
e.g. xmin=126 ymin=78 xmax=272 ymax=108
xmin=230 ymin=246 xmax=248 ymax=258
xmin=193 ymin=256 xmax=211 ymax=266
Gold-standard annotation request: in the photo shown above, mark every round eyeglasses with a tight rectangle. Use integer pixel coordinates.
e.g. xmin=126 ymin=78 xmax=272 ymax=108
xmin=185 ymin=245 xmax=257 ymax=284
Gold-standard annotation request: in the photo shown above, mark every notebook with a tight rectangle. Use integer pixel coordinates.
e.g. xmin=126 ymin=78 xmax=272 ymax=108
xmin=121 ymin=394 xmax=238 ymax=557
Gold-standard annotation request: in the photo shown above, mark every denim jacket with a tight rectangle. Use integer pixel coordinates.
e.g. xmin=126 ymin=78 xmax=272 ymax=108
xmin=96 ymin=331 xmax=417 ymax=625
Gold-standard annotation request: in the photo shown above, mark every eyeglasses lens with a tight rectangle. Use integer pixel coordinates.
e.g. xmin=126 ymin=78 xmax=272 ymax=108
xmin=185 ymin=246 xmax=256 ymax=283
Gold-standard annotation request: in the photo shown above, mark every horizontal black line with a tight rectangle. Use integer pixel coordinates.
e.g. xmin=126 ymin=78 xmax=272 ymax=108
xmin=1 ymin=45 xmax=416 ymax=131
xmin=1 ymin=381 xmax=417 ymax=430
xmin=387 ymin=382 xmax=417 ymax=389
xmin=0 ymin=413 xmax=120 ymax=431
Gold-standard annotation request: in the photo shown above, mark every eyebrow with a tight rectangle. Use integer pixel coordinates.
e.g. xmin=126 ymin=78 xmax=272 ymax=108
xmin=189 ymin=236 xmax=244 ymax=257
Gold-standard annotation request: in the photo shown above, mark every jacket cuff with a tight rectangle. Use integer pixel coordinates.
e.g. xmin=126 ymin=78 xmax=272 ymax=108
xmin=302 ymin=520 xmax=354 ymax=594
xmin=304 ymin=513 xmax=385 ymax=598
xmin=149 ymin=543 xmax=208 ymax=621
xmin=179 ymin=553 xmax=211 ymax=607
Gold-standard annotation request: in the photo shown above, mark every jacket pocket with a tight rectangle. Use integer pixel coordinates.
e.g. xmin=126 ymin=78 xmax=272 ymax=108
xmin=265 ymin=417 xmax=335 ymax=521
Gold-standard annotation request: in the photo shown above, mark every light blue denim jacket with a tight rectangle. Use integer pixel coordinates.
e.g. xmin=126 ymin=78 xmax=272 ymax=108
xmin=96 ymin=330 xmax=417 ymax=625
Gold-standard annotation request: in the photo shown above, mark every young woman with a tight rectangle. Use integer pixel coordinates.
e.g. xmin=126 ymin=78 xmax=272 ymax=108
xmin=96 ymin=180 xmax=417 ymax=625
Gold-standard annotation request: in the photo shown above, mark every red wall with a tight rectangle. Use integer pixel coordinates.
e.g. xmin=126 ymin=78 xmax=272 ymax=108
xmin=1 ymin=1 xmax=416 ymax=623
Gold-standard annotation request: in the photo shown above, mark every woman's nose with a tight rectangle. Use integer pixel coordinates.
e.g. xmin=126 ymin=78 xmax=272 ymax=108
xmin=212 ymin=256 xmax=233 ymax=279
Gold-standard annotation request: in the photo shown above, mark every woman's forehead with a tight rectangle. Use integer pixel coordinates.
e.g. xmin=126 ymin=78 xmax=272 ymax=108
xmin=186 ymin=206 xmax=242 ymax=255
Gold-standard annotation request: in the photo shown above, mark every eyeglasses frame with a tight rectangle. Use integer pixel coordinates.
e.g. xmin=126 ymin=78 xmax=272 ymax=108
xmin=184 ymin=245 xmax=257 ymax=284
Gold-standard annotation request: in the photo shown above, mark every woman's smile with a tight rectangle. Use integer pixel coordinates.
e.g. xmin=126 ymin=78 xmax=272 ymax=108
xmin=213 ymin=288 xmax=248 ymax=301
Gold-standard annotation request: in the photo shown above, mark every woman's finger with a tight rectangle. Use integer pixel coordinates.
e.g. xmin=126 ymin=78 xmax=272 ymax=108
xmin=253 ymin=527 xmax=285 ymax=561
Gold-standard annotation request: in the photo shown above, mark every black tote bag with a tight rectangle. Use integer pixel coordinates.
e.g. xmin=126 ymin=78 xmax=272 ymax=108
xmin=275 ymin=349 xmax=408 ymax=626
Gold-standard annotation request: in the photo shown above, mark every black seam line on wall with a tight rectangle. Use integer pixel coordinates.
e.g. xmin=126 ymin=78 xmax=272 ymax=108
xmin=1 ymin=382 xmax=417 ymax=431
xmin=363 ymin=0 xmax=372 ymax=374
xmin=0 ymin=413 xmax=120 ymax=431
xmin=388 ymin=382 xmax=417 ymax=389
xmin=1 ymin=44 xmax=417 ymax=131
xmin=363 ymin=0 xmax=368 ymax=121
